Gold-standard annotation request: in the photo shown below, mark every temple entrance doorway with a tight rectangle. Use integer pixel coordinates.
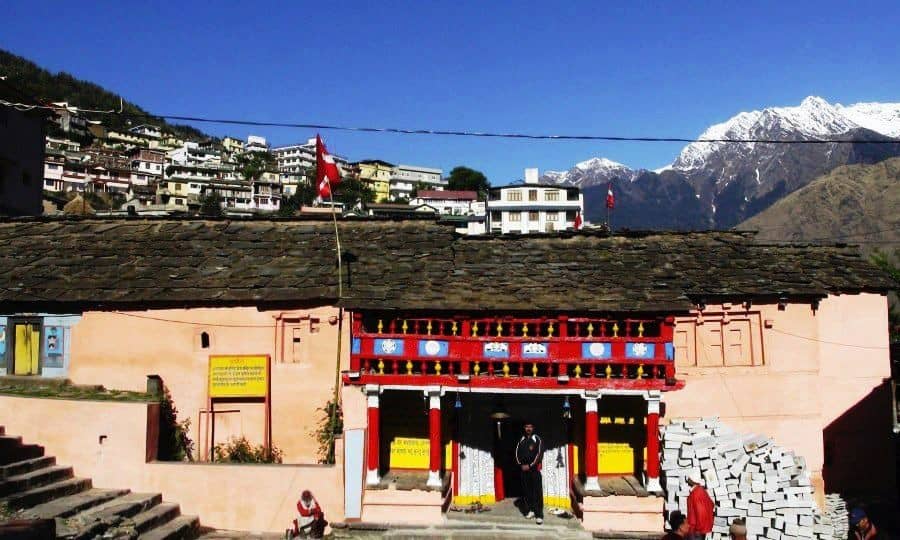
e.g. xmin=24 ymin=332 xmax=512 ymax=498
xmin=455 ymin=393 xmax=572 ymax=510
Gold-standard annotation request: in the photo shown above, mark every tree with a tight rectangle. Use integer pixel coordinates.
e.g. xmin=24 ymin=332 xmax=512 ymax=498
xmin=334 ymin=176 xmax=375 ymax=209
xmin=447 ymin=166 xmax=490 ymax=196
xmin=199 ymin=192 xmax=223 ymax=216
xmin=870 ymin=248 xmax=900 ymax=342
xmin=234 ymin=151 xmax=277 ymax=181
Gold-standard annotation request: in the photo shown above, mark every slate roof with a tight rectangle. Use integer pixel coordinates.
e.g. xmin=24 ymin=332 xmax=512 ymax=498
xmin=0 ymin=218 xmax=892 ymax=313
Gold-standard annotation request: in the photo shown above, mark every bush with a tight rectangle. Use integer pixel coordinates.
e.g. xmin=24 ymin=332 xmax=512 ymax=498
xmin=314 ymin=399 xmax=343 ymax=464
xmin=157 ymin=385 xmax=194 ymax=461
xmin=213 ymin=436 xmax=283 ymax=464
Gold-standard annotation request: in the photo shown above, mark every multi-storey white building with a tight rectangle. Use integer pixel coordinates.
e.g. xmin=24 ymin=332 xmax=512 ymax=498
xmin=129 ymin=148 xmax=165 ymax=186
xmin=245 ymin=135 xmax=269 ymax=153
xmin=389 ymin=164 xmax=444 ymax=200
xmin=129 ymin=124 xmax=162 ymax=139
xmin=487 ymin=169 xmax=584 ymax=234
xmin=168 ymin=142 xmax=222 ymax=166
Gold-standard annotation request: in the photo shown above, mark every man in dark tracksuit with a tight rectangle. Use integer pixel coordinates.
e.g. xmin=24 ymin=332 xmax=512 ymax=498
xmin=515 ymin=422 xmax=544 ymax=524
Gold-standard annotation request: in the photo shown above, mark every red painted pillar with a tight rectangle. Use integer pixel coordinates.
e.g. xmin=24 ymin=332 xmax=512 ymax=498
xmin=427 ymin=390 xmax=442 ymax=488
xmin=366 ymin=387 xmax=381 ymax=486
xmin=646 ymin=394 xmax=662 ymax=493
xmin=584 ymin=395 xmax=601 ymax=491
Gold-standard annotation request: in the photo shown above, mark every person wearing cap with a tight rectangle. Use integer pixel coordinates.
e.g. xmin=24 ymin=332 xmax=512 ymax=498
xmin=850 ymin=508 xmax=885 ymax=540
xmin=661 ymin=511 xmax=691 ymax=540
xmin=515 ymin=421 xmax=544 ymax=524
xmin=686 ymin=472 xmax=714 ymax=539
xmin=729 ymin=518 xmax=747 ymax=540
xmin=290 ymin=490 xmax=325 ymax=538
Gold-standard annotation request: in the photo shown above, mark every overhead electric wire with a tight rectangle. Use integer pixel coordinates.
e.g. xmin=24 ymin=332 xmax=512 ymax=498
xmin=0 ymin=95 xmax=898 ymax=144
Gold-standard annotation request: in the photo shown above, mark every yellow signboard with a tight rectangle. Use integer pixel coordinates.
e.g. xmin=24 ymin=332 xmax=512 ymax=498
xmin=389 ymin=437 xmax=430 ymax=469
xmin=598 ymin=442 xmax=635 ymax=474
xmin=209 ymin=355 xmax=269 ymax=398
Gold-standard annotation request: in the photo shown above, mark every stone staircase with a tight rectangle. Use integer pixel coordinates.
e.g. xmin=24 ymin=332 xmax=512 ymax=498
xmin=0 ymin=426 xmax=200 ymax=539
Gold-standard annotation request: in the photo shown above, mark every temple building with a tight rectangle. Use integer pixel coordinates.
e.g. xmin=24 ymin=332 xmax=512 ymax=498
xmin=0 ymin=218 xmax=894 ymax=534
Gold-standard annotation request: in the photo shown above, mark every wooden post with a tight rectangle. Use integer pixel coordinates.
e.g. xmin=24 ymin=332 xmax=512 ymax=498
xmin=427 ymin=390 xmax=442 ymax=489
xmin=365 ymin=387 xmax=381 ymax=486
xmin=584 ymin=395 xmax=601 ymax=491
xmin=645 ymin=395 xmax=662 ymax=493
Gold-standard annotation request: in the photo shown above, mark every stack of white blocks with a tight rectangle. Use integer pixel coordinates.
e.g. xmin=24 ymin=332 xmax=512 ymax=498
xmin=661 ymin=418 xmax=836 ymax=540
xmin=823 ymin=494 xmax=848 ymax=540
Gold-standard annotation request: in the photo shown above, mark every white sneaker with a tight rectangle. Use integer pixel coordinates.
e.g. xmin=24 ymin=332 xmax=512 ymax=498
xmin=536 ymin=518 xmax=543 ymax=525
xmin=525 ymin=511 xmax=535 ymax=519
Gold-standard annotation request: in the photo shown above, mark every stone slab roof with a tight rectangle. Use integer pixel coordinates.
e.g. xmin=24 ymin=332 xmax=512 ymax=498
xmin=0 ymin=218 xmax=892 ymax=312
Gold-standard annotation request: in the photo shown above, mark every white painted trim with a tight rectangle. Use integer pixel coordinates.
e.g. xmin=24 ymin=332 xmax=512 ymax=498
xmin=366 ymin=469 xmax=380 ymax=486
xmin=366 ymin=393 xmax=380 ymax=408
xmin=584 ymin=397 xmax=599 ymax=413
xmin=428 ymin=393 xmax=441 ymax=410
xmin=427 ymin=470 xmax=442 ymax=488
xmin=584 ymin=476 xmax=601 ymax=491
xmin=646 ymin=476 xmax=662 ymax=494
xmin=647 ymin=398 xmax=661 ymax=415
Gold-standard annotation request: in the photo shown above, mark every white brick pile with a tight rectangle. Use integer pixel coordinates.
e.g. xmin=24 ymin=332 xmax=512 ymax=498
xmin=823 ymin=494 xmax=848 ymax=540
xmin=661 ymin=418 xmax=836 ymax=540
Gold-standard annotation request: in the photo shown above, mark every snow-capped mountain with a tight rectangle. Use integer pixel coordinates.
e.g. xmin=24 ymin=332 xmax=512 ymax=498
xmin=671 ymin=96 xmax=899 ymax=171
xmin=543 ymin=157 xmax=638 ymax=187
xmin=542 ymin=96 xmax=900 ymax=230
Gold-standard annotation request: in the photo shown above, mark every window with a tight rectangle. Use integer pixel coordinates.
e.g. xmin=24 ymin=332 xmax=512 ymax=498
xmin=546 ymin=212 xmax=558 ymax=221
xmin=507 ymin=190 xmax=522 ymax=202
xmin=528 ymin=190 xmax=538 ymax=201
xmin=175 ymin=183 xmax=183 ymax=191
xmin=175 ymin=198 xmax=184 ymax=205
xmin=48 ymin=164 xmax=59 ymax=170
xmin=491 ymin=211 xmax=501 ymax=222
xmin=545 ymin=190 xmax=559 ymax=201
xmin=508 ymin=211 xmax=521 ymax=222
xmin=200 ymin=332 xmax=210 ymax=349
xmin=528 ymin=211 xmax=539 ymax=221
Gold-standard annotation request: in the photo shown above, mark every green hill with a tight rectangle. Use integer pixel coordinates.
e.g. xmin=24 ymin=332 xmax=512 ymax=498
xmin=0 ymin=49 xmax=207 ymax=140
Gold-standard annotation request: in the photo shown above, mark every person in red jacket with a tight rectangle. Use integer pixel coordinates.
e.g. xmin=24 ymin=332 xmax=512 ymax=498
xmin=290 ymin=490 xmax=326 ymax=539
xmin=686 ymin=472 xmax=714 ymax=539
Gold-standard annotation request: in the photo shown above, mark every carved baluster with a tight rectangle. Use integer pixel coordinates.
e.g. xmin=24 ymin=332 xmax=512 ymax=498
xmin=637 ymin=364 xmax=644 ymax=379
xmin=589 ymin=363 xmax=596 ymax=378
xmin=427 ymin=320 xmax=433 ymax=336
xmin=574 ymin=364 xmax=582 ymax=379
xmin=532 ymin=363 xmax=538 ymax=377
xmin=472 ymin=321 xmax=479 ymax=337
xmin=612 ymin=322 xmax=619 ymax=338
xmin=502 ymin=361 xmax=510 ymax=377
xmin=402 ymin=320 xmax=409 ymax=334
xmin=547 ymin=321 xmax=554 ymax=337
xmin=377 ymin=319 xmax=384 ymax=334
xmin=518 ymin=362 xmax=524 ymax=376
xmin=638 ymin=322 xmax=645 ymax=338
xmin=405 ymin=360 xmax=413 ymax=375
xmin=363 ymin=359 xmax=371 ymax=373
xmin=451 ymin=321 xmax=458 ymax=336
xmin=377 ymin=359 xmax=384 ymax=375
xmin=473 ymin=361 xmax=481 ymax=376
xmin=605 ymin=364 xmax=613 ymax=378
xmin=392 ymin=360 xmax=399 ymax=374
xmin=587 ymin=322 xmax=594 ymax=337
xmin=496 ymin=321 xmax=503 ymax=337
xmin=435 ymin=360 xmax=442 ymax=375
xmin=521 ymin=323 xmax=528 ymax=337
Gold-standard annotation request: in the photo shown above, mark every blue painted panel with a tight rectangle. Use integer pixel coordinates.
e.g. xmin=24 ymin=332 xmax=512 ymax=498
xmin=351 ymin=338 xmax=361 ymax=354
xmin=0 ymin=316 xmax=6 ymax=363
xmin=483 ymin=342 xmax=510 ymax=358
xmin=581 ymin=342 xmax=612 ymax=359
xmin=521 ymin=342 xmax=548 ymax=358
xmin=665 ymin=342 xmax=674 ymax=361
xmin=626 ymin=342 xmax=655 ymax=359
xmin=418 ymin=340 xmax=449 ymax=357
xmin=373 ymin=338 xmax=405 ymax=356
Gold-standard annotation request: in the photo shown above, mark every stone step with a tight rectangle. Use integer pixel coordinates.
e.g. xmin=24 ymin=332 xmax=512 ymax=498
xmin=0 ymin=442 xmax=45 ymax=465
xmin=138 ymin=514 xmax=200 ymax=540
xmin=78 ymin=491 xmax=163 ymax=522
xmin=0 ymin=455 xmax=56 ymax=480
xmin=131 ymin=502 xmax=182 ymax=534
xmin=0 ymin=465 xmax=74 ymax=496
xmin=24 ymin=488 xmax=130 ymax=519
xmin=2 ymin=477 xmax=91 ymax=509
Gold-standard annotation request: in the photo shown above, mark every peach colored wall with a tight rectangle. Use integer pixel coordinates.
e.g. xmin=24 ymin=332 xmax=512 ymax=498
xmin=67 ymin=307 xmax=350 ymax=464
xmin=0 ymin=395 xmax=344 ymax=532
xmin=666 ymin=293 xmax=893 ymax=495
xmin=581 ymin=495 xmax=663 ymax=533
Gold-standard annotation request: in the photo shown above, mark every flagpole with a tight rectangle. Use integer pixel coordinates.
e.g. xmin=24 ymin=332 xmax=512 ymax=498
xmin=325 ymin=185 xmax=344 ymax=463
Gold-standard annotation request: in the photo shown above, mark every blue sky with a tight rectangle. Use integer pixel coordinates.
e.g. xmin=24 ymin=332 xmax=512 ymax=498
xmin=3 ymin=1 xmax=899 ymax=184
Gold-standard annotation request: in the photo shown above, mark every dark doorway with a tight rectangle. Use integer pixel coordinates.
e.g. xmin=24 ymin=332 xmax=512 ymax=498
xmin=495 ymin=418 xmax=525 ymax=499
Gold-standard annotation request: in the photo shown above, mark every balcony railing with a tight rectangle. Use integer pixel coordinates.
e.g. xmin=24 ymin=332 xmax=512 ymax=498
xmin=349 ymin=314 xmax=676 ymax=388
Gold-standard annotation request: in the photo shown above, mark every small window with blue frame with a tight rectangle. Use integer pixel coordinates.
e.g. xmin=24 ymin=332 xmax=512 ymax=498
xmin=43 ymin=326 xmax=65 ymax=368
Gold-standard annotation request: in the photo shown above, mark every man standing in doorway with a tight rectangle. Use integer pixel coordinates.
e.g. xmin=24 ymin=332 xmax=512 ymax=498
xmin=515 ymin=422 xmax=544 ymax=524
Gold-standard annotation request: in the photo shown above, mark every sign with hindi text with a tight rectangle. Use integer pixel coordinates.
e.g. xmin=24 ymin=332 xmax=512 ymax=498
xmin=208 ymin=355 xmax=269 ymax=398
xmin=389 ymin=437 xmax=430 ymax=469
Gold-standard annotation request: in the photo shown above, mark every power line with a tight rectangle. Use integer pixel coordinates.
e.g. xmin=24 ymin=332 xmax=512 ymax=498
xmin=768 ymin=328 xmax=889 ymax=350
xmin=1 ymin=98 xmax=899 ymax=144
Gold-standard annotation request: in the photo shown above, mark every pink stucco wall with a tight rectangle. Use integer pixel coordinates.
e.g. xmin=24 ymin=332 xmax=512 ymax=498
xmin=666 ymin=293 xmax=894 ymax=496
xmin=67 ymin=307 xmax=350 ymax=464
xmin=0 ymin=395 xmax=344 ymax=532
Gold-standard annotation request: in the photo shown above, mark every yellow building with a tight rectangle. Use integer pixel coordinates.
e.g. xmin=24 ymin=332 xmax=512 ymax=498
xmin=355 ymin=160 xmax=394 ymax=202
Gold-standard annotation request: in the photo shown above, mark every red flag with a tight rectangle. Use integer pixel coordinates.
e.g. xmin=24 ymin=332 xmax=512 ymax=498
xmin=316 ymin=134 xmax=342 ymax=199
xmin=606 ymin=182 xmax=615 ymax=209
xmin=574 ymin=211 xmax=583 ymax=230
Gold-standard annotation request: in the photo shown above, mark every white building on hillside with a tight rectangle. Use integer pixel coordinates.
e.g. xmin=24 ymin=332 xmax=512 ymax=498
xmin=409 ymin=190 xmax=478 ymax=216
xmin=246 ymin=135 xmax=269 ymax=153
xmin=389 ymin=164 xmax=444 ymax=200
xmin=487 ymin=168 xmax=584 ymax=234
